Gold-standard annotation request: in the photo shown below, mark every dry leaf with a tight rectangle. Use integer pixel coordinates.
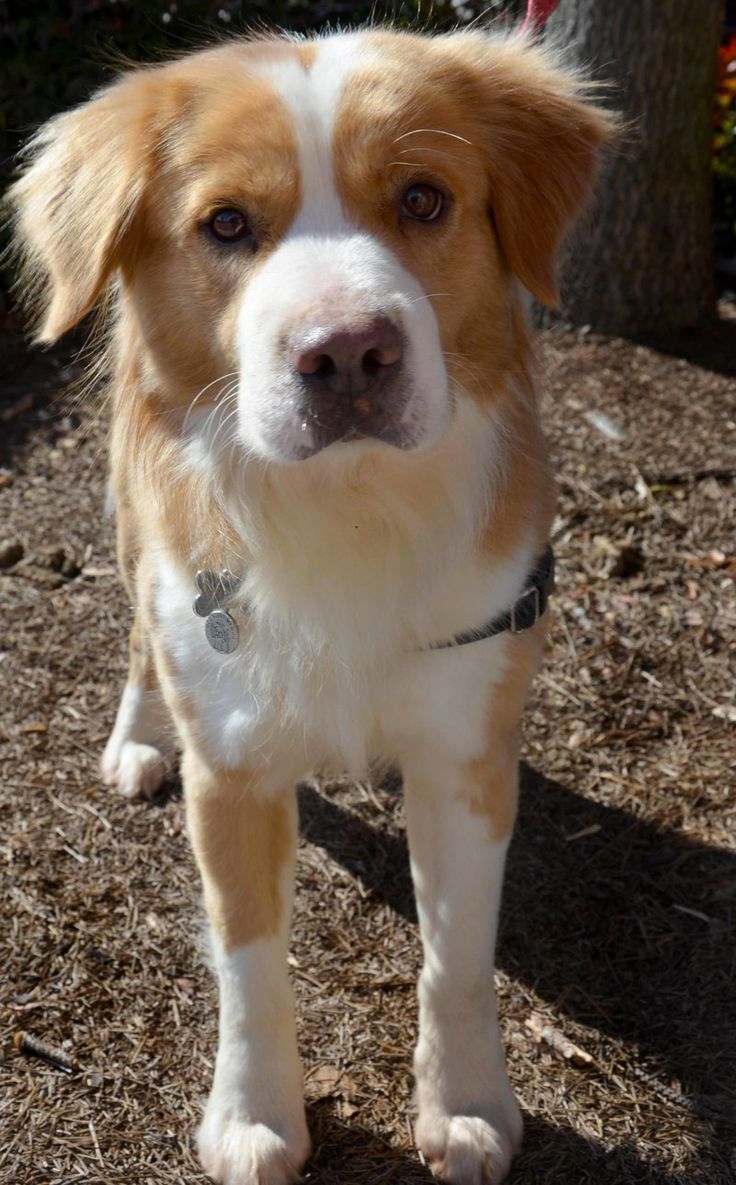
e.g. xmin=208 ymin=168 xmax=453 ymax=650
xmin=309 ymin=1065 xmax=342 ymax=1098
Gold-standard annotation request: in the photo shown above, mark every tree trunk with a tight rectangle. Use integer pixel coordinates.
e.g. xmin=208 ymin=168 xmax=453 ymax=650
xmin=545 ymin=0 xmax=723 ymax=334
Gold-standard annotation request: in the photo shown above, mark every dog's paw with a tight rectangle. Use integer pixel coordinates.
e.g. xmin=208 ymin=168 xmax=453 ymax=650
xmin=197 ymin=1113 xmax=310 ymax=1185
xmin=101 ymin=738 xmax=169 ymax=799
xmin=415 ymin=1103 xmax=522 ymax=1185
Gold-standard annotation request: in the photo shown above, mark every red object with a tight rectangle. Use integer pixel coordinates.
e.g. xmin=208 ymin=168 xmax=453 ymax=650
xmin=520 ymin=0 xmax=561 ymax=35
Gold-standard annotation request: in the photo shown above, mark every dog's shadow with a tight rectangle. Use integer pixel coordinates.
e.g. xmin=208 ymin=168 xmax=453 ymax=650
xmin=302 ymin=1104 xmax=695 ymax=1184
xmin=297 ymin=764 xmax=736 ymax=1183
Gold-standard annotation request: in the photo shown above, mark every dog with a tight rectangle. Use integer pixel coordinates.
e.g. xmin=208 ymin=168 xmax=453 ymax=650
xmin=10 ymin=27 xmax=615 ymax=1185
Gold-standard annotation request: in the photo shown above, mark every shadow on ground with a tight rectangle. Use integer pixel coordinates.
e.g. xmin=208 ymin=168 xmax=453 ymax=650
xmin=302 ymin=1104 xmax=708 ymax=1185
xmin=304 ymin=1103 xmax=433 ymax=1184
xmin=297 ymin=764 xmax=736 ymax=1183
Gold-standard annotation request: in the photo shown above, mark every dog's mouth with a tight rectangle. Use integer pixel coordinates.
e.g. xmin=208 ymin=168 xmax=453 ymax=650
xmin=293 ymin=388 xmax=416 ymax=458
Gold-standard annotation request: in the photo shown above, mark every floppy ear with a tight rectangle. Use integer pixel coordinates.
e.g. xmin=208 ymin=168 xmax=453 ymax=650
xmin=453 ymin=37 xmax=618 ymax=307
xmin=8 ymin=71 xmax=163 ymax=343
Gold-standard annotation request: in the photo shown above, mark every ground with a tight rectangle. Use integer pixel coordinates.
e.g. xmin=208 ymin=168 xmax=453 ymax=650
xmin=0 ymin=307 xmax=734 ymax=1185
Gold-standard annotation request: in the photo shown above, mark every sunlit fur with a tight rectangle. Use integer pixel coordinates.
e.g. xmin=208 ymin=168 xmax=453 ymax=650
xmin=9 ymin=28 xmax=615 ymax=1185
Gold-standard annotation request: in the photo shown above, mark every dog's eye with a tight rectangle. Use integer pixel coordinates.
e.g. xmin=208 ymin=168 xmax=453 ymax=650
xmin=401 ymin=184 xmax=445 ymax=223
xmin=207 ymin=208 xmax=251 ymax=244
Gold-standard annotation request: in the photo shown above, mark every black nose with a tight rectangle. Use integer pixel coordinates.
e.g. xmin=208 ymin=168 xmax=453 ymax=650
xmin=289 ymin=314 xmax=403 ymax=399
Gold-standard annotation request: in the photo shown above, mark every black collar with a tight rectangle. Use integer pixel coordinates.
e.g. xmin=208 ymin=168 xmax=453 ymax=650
xmin=428 ymin=544 xmax=555 ymax=650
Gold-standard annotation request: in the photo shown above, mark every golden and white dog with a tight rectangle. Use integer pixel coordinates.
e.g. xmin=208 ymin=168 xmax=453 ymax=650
xmin=11 ymin=28 xmax=614 ymax=1185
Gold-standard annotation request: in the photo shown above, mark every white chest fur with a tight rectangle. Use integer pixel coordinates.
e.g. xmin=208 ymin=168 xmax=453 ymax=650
xmin=156 ymin=396 xmax=534 ymax=785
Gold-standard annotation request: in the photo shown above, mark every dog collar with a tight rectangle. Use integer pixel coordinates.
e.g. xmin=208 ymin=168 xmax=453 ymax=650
xmin=192 ymin=544 xmax=555 ymax=655
xmin=427 ymin=544 xmax=555 ymax=649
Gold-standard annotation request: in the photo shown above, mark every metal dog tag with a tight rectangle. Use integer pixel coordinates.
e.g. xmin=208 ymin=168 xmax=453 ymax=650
xmin=193 ymin=568 xmax=243 ymax=652
xmin=194 ymin=569 xmax=219 ymax=617
xmin=204 ymin=609 xmax=239 ymax=654
xmin=194 ymin=568 xmax=242 ymax=616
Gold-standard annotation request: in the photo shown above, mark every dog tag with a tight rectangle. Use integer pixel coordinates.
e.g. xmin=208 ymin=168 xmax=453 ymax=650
xmin=194 ymin=568 xmax=242 ymax=618
xmin=193 ymin=590 xmax=216 ymax=617
xmin=205 ymin=609 xmax=239 ymax=654
xmin=194 ymin=569 xmax=219 ymax=617
xmin=196 ymin=568 xmax=219 ymax=595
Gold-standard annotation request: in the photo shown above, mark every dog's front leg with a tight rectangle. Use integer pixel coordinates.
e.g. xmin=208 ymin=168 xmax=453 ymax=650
xmin=183 ymin=749 xmax=309 ymax=1185
xmin=402 ymin=638 xmax=542 ymax=1184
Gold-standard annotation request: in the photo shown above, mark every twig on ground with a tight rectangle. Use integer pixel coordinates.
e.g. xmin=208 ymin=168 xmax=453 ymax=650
xmin=13 ymin=1030 xmax=79 ymax=1075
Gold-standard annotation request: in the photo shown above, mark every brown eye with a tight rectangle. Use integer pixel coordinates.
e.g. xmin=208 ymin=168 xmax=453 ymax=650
xmin=401 ymin=183 xmax=445 ymax=222
xmin=208 ymin=208 xmax=251 ymax=244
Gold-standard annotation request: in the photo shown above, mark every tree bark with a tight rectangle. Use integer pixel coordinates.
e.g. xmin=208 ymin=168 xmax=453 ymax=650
xmin=545 ymin=0 xmax=723 ymax=334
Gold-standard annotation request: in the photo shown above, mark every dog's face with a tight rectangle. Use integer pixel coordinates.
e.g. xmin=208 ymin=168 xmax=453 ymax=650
xmin=12 ymin=32 xmax=613 ymax=463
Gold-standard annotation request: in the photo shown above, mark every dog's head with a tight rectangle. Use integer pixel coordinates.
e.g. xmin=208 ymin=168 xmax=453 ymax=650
xmin=10 ymin=31 xmax=615 ymax=463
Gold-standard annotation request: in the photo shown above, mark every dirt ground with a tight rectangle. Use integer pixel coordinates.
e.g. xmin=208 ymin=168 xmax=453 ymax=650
xmin=1 ymin=305 xmax=734 ymax=1185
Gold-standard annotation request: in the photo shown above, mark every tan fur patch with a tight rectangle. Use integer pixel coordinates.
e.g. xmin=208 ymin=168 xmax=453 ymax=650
xmin=183 ymin=751 xmax=294 ymax=950
xmin=461 ymin=625 xmax=546 ymax=840
xmin=480 ymin=338 xmax=557 ymax=566
xmin=125 ymin=612 xmax=157 ymax=692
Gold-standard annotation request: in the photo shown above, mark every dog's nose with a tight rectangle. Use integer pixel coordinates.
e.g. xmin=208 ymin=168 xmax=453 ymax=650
xmin=290 ymin=315 xmax=403 ymax=398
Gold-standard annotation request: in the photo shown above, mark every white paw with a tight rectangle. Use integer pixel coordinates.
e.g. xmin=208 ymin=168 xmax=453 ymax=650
xmin=101 ymin=738 xmax=170 ymax=799
xmin=198 ymin=1110 xmax=310 ymax=1185
xmin=101 ymin=681 xmax=175 ymax=799
xmin=415 ymin=1100 xmax=522 ymax=1185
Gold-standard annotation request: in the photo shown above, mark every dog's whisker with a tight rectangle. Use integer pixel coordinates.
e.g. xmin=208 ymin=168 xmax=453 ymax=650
xmin=394 ymin=127 xmax=474 ymax=146
xmin=444 ymin=351 xmax=488 ymax=388
xmin=182 ymin=372 xmax=239 ymax=434
xmin=207 ymin=405 xmax=241 ymax=454
xmin=407 ymin=292 xmax=456 ymax=305
xmin=391 ymin=144 xmax=468 ymax=167
xmin=387 ymin=159 xmax=428 ymax=170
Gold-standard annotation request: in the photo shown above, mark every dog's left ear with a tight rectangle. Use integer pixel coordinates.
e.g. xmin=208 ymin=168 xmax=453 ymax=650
xmin=449 ymin=36 xmax=619 ymax=307
xmin=8 ymin=69 xmax=167 ymax=343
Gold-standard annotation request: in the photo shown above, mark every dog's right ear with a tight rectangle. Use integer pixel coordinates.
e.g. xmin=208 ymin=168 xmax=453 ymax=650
xmin=8 ymin=70 xmax=165 ymax=344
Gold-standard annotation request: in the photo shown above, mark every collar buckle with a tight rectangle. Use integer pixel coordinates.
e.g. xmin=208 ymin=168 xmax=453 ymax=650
xmin=510 ymin=584 xmax=541 ymax=634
